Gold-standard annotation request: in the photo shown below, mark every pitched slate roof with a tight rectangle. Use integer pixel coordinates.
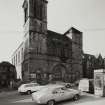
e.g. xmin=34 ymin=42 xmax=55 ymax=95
xmin=47 ymin=30 xmax=71 ymax=42
xmin=64 ymin=27 xmax=82 ymax=35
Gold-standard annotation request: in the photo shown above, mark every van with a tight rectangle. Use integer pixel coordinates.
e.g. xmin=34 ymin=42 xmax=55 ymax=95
xmin=78 ymin=78 xmax=89 ymax=92
xmin=78 ymin=78 xmax=94 ymax=93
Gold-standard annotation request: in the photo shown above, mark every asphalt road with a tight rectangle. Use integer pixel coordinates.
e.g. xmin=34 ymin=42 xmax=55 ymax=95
xmin=0 ymin=91 xmax=105 ymax=105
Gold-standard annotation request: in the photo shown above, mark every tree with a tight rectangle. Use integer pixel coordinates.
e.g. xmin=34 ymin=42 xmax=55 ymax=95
xmin=0 ymin=61 xmax=16 ymax=88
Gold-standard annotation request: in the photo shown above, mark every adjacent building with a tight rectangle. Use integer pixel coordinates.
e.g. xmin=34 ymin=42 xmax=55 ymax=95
xmin=11 ymin=42 xmax=24 ymax=79
xmin=11 ymin=0 xmax=83 ymax=83
xmin=82 ymin=53 xmax=105 ymax=79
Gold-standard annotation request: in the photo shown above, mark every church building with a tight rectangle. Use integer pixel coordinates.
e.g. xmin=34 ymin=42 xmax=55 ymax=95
xmin=11 ymin=0 xmax=83 ymax=83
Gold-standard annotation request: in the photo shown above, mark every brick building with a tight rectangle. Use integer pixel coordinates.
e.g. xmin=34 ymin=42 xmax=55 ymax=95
xmin=12 ymin=0 xmax=83 ymax=83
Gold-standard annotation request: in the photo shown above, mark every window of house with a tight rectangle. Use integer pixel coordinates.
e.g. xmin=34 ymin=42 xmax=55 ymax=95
xmin=18 ymin=51 xmax=20 ymax=63
xmin=14 ymin=56 xmax=15 ymax=66
xmin=21 ymin=48 xmax=24 ymax=61
xmin=16 ymin=54 xmax=17 ymax=66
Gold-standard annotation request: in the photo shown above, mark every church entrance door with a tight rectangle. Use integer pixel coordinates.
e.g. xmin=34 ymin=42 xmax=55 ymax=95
xmin=52 ymin=65 xmax=66 ymax=81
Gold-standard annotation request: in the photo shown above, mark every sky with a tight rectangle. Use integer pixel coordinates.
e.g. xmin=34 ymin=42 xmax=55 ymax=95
xmin=0 ymin=0 xmax=105 ymax=63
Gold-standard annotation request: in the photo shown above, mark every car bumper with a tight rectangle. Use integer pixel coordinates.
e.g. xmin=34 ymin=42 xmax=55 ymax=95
xmin=18 ymin=89 xmax=27 ymax=94
xmin=32 ymin=98 xmax=41 ymax=104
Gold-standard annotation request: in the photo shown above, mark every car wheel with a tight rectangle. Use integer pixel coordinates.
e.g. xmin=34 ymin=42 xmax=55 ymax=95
xmin=27 ymin=90 xmax=31 ymax=95
xmin=73 ymin=94 xmax=80 ymax=101
xmin=47 ymin=100 xmax=55 ymax=105
xmin=66 ymin=84 xmax=71 ymax=88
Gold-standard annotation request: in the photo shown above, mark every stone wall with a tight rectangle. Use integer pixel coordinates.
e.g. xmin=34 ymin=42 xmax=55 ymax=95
xmin=20 ymin=1 xmax=83 ymax=83
xmin=71 ymin=28 xmax=83 ymax=80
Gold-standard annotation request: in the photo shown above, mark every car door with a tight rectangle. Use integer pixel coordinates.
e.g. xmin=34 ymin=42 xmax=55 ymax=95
xmin=25 ymin=84 xmax=32 ymax=91
xmin=30 ymin=84 xmax=35 ymax=92
xmin=26 ymin=84 xmax=36 ymax=92
xmin=52 ymin=88 xmax=66 ymax=102
xmin=60 ymin=87 xmax=75 ymax=100
xmin=67 ymin=89 xmax=76 ymax=99
xmin=58 ymin=88 xmax=67 ymax=101
xmin=30 ymin=84 xmax=39 ymax=92
xmin=59 ymin=87 xmax=73 ymax=100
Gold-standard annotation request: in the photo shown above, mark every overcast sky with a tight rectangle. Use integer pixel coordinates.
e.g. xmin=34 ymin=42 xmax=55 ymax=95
xmin=0 ymin=0 xmax=105 ymax=62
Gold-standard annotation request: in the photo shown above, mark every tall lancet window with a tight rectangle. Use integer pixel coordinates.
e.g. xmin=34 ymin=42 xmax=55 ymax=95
xmin=33 ymin=0 xmax=37 ymax=18
xmin=23 ymin=1 xmax=28 ymax=23
xmin=40 ymin=0 xmax=43 ymax=20
xmin=24 ymin=8 xmax=28 ymax=23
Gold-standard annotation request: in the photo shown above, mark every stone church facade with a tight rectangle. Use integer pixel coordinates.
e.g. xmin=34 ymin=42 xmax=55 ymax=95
xmin=12 ymin=0 xmax=83 ymax=83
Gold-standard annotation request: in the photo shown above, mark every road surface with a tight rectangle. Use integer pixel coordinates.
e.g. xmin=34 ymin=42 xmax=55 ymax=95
xmin=0 ymin=91 xmax=105 ymax=105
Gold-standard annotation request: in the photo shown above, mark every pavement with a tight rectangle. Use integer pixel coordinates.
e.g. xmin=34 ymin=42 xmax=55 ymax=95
xmin=11 ymin=92 xmax=105 ymax=105
xmin=0 ymin=89 xmax=105 ymax=105
xmin=0 ymin=89 xmax=102 ymax=98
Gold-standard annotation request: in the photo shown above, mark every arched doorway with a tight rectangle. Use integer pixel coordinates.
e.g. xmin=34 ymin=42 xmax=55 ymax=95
xmin=52 ymin=64 xmax=67 ymax=81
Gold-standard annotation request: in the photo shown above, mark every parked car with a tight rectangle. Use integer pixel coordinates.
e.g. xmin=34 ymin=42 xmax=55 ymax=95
xmin=32 ymin=85 xmax=81 ymax=105
xmin=18 ymin=82 xmax=45 ymax=95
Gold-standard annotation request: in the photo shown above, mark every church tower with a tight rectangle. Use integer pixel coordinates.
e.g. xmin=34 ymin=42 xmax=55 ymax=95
xmin=22 ymin=0 xmax=48 ymax=81
xmin=65 ymin=27 xmax=83 ymax=82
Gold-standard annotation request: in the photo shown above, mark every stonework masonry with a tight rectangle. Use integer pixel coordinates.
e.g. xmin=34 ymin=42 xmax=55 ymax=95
xmin=12 ymin=0 xmax=83 ymax=83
